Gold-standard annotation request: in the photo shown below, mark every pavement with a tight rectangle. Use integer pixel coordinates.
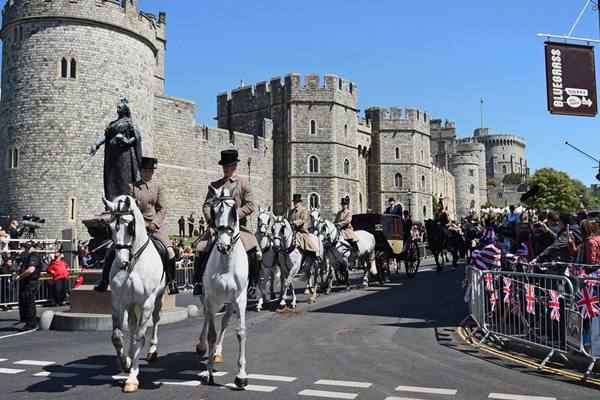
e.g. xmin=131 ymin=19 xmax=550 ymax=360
xmin=0 ymin=260 xmax=599 ymax=400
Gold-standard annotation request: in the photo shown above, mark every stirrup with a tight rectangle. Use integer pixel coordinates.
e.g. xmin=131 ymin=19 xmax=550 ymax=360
xmin=168 ymin=281 xmax=180 ymax=295
xmin=193 ymin=283 xmax=203 ymax=296
xmin=93 ymin=280 xmax=108 ymax=293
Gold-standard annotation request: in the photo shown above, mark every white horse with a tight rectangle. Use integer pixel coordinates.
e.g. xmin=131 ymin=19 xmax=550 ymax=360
xmin=102 ymin=195 xmax=166 ymax=393
xmin=255 ymin=207 xmax=279 ymax=312
xmin=271 ymin=216 xmax=319 ymax=308
xmin=317 ymin=218 xmax=376 ymax=291
xmin=308 ymin=208 xmax=334 ymax=295
xmin=196 ymin=187 xmax=249 ymax=388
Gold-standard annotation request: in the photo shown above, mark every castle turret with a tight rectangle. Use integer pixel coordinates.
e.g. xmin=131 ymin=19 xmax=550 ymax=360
xmin=0 ymin=0 xmax=166 ymax=235
xmin=451 ymin=139 xmax=486 ymax=217
xmin=474 ymin=129 xmax=526 ymax=181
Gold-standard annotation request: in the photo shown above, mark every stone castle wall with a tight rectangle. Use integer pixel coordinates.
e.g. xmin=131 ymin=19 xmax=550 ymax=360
xmin=474 ymin=128 xmax=526 ymax=182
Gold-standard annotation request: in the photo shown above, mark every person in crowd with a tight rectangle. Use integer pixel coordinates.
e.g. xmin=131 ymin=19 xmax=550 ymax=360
xmin=46 ymin=250 xmax=70 ymax=306
xmin=410 ymin=225 xmax=421 ymax=242
xmin=8 ymin=220 xmax=22 ymax=252
xmin=402 ymin=210 xmax=413 ymax=246
xmin=568 ymin=219 xmax=600 ymax=265
xmin=514 ymin=229 xmax=533 ymax=262
xmin=198 ymin=216 xmax=205 ymax=237
xmin=14 ymin=242 xmax=43 ymax=331
xmin=187 ymin=213 xmax=195 ymax=237
xmin=385 ymin=198 xmax=401 ymax=215
xmin=80 ymin=245 xmax=92 ymax=268
xmin=0 ymin=257 xmax=16 ymax=305
xmin=178 ymin=215 xmax=185 ymax=237
xmin=532 ymin=213 xmax=573 ymax=264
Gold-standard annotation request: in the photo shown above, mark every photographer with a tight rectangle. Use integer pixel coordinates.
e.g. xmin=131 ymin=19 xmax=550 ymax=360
xmin=8 ymin=220 xmax=22 ymax=252
xmin=14 ymin=242 xmax=43 ymax=331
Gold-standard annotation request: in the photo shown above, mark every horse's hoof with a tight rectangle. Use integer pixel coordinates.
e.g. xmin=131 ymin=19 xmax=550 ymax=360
xmin=304 ymin=288 xmax=310 ymax=295
xmin=291 ymin=303 xmax=297 ymax=309
xmin=208 ymin=375 xmax=215 ymax=386
xmin=196 ymin=342 xmax=207 ymax=357
xmin=122 ymin=382 xmax=139 ymax=393
xmin=361 ymin=282 xmax=369 ymax=289
xmin=235 ymin=376 xmax=248 ymax=388
xmin=213 ymin=354 xmax=224 ymax=363
xmin=147 ymin=351 xmax=158 ymax=363
xmin=270 ymin=294 xmax=276 ymax=301
xmin=308 ymin=298 xmax=315 ymax=304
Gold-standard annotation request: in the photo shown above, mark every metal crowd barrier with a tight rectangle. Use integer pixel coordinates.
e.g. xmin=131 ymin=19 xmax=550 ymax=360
xmin=175 ymin=260 xmax=194 ymax=291
xmin=0 ymin=271 xmax=81 ymax=309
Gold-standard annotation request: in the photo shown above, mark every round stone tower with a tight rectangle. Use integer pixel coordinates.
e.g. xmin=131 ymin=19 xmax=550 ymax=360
xmin=474 ymin=128 xmax=526 ymax=182
xmin=0 ymin=0 xmax=166 ymax=236
xmin=450 ymin=139 xmax=486 ymax=218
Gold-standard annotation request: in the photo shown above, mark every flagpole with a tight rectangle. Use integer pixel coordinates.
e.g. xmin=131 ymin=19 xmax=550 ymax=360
xmin=480 ymin=98 xmax=483 ymax=128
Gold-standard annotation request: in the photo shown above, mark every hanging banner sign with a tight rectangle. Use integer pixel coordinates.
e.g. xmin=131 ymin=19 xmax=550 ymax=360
xmin=545 ymin=41 xmax=597 ymax=117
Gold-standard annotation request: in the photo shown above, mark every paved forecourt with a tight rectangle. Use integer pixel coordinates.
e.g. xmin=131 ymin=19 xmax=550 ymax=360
xmin=0 ymin=260 xmax=598 ymax=400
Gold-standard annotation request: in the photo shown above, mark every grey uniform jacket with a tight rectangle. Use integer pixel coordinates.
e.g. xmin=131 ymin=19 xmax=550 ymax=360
xmin=128 ymin=179 xmax=170 ymax=248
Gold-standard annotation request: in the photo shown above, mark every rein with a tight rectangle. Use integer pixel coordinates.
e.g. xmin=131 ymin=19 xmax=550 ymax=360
xmin=103 ymin=206 xmax=149 ymax=271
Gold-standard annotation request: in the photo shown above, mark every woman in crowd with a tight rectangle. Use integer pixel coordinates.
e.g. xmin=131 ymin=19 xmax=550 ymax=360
xmin=46 ymin=250 xmax=70 ymax=306
xmin=568 ymin=218 xmax=600 ymax=265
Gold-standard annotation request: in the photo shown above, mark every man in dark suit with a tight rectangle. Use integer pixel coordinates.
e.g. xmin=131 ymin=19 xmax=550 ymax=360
xmin=384 ymin=197 xmax=401 ymax=215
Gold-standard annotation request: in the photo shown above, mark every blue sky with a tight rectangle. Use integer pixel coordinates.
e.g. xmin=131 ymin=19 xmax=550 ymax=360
xmin=140 ymin=0 xmax=600 ymax=185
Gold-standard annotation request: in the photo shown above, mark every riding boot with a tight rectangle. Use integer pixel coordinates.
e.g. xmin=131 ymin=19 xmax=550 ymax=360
xmin=246 ymin=248 xmax=261 ymax=298
xmin=192 ymin=252 xmax=209 ymax=296
xmin=93 ymin=246 xmax=115 ymax=293
xmin=166 ymin=257 xmax=180 ymax=295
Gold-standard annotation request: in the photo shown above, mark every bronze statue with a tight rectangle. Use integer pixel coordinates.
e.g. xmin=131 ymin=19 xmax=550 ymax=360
xmin=88 ymin=99 xmax=142 ymax=201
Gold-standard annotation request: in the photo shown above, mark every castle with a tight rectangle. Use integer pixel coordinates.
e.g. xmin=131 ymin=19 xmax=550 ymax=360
xmin=0 ymin=0 xmax=527 ymax=238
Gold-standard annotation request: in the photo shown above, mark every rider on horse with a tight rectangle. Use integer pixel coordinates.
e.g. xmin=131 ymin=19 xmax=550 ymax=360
xmin=288 ymin=194 xmax=318 ymax=256
xmin=94 ymin=157 xmax=180 ymax=295
xmin=192 ymin=149 xmax=261 ymax=296
xmin=334 ymin=196 xmax=359 ymax=251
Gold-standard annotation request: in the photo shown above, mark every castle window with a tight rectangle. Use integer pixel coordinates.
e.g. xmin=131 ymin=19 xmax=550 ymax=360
xmin=423 ymin=205 xmax=427 ymax=218
xmin=343 ymin=159 xmax=350 ymax=175
xmin=395 ymin=147 xmax=400 ymax=160
xmin=253 ymin=134 xmax=258 ymax=149
xmin=18 ymin=25 xmax=23 ymax=41
xmin=338 ymin=79 xmax=343 ymax=90
xmin=310 ymin=120 xmax=317 ymax=135
xmin=60 ymin=58 xmax=68 ymax=78
xmin=469 ymin=169 xmax=474 ymax=177
xmin=469 ymin=184 xmax=475 ymax=195
xmin=502 ymin=165 xmax=507 ymax=174
xmin=344 ymin=124 xmax=348 ymax=137
xmin=309 ymin=193 xmax=320 ymax=209
xmin=349 ymin=83 xmax=353 ymax=94
xmin=70 ymin=59 xmax=77 ymax=79
xmin=395 ymin=173 xmax=403 ymax=188
xmin=308 ymin=155 xmax=319 ymax=173
xmin=498 ymin=192 xmax=503 ymax=199
xmin=7 ymin=146 xmax=18 ymax=169
xmin=421 ymin=175 xmax=425 ymax=190
xmin=420 ymin=149 xmax=424 ymax=162
xmin=120 ymin=0 xmax=127 ymax=9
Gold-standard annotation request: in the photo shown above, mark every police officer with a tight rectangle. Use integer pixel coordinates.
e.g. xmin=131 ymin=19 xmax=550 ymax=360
xmin=193 ymin=149 xmax=261 ymax=296
xmin=15 ymin=242 xmax=43 ymax=331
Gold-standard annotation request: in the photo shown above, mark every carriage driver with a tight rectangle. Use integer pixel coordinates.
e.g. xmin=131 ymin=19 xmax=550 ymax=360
xmin=192 ymin=149 xmax=261 ymax=296
xmin=288 ymin=194 xmax=318 ymax=255
xmin=94 ymin=157 xmax=180 ymax=295
xmin=334 ymin=195 xmax=359 ymax=250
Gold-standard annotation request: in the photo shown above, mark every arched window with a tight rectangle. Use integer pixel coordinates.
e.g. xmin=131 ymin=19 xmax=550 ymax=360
xmin=423 ymin=205 xmax=427 ymax=218
xmin=309 ymin=193 xmax=320 ymax=209
xmin=502 ymin=165 xmax=507 ymax=174
xmin=120 ymin=0 xmax=127 ymax=8
xmin=343 ymin=159 xmax=350 ymax=175
xmin=70 ymin=59 xmax=77 ymax=78
xmin=395 ymin=147 xmax=400 ymax=160
xmin=310 ymin=120 xmax=317 ymax=135
xmin=469 ymin=184 xmax=475 ymax=194
xmin=61 ymin=58 xmax=68 ymax=78
xmin=308 ymin=155 xmax=319 ymax=173
xmin=344 ymin=124 xmax=348 ymax=137
xmin=421 ymin=175 xmax=426 ymax=190
xmin=394 ymin=173 xmax=403 ymax=188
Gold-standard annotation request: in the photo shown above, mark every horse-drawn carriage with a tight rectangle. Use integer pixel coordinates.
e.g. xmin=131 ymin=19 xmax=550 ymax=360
xmin=352 ymin=213 xmax=421 ymax=283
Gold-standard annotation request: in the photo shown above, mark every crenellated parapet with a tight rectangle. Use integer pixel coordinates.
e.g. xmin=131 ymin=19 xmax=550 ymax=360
xmin=364 ymin=106 xmax=430 ymax=135
xmin=1 ymin=0 xmax=166 ymax=54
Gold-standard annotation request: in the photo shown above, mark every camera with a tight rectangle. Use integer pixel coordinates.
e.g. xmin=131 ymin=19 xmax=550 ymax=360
xmin=22 ymin=215 xmax=45 ymax=230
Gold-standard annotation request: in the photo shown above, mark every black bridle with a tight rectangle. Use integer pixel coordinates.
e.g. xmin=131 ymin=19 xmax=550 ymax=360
xmin=271 ymin=219 xmax=297 ymax=255
xmin=256 ymin=211 xmax=272 ymax=253
xmin=213 ymin=195 xmax=241 ymax=255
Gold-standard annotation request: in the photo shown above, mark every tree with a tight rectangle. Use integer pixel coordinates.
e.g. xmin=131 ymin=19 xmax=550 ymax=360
xmin=524 ymin=168 xmax=579 ymax=212
xmin=487 ymin=178 xmax=499 ymax=187
xmin=571 ymin=179 xmax=594 ymax=209
xmin=502 ymin=173 xmax=524 ymax=185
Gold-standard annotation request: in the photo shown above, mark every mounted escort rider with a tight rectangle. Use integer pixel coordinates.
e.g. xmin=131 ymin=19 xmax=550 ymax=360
xmin=192 ymin=149 xmax=261 ymax=296
xmin=94 ymin=157 xmax=180 ymax=295
xmin=334 ymin=195 xmax=359 ymax=251
xmin=288 ymin=194 xmax=319 ymax=256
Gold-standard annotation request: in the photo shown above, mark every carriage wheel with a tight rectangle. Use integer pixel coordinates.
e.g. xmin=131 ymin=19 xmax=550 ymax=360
xmin=334 ymin=263 xmax=348 ymax=285
xmin=404 ymin=241 xmax=420 ymax=279
xmin=375 ymin=251 xmax=390 ymax=286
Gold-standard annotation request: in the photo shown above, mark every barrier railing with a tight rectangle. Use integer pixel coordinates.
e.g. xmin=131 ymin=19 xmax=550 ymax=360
xmin=0 ymin=271 xmax=81 ymax=309
xmin=175 ymin=260 xmax=194 ymax=291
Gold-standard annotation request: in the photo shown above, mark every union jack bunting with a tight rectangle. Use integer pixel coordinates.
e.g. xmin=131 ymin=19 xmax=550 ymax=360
xmin=502 ymin=277 xmax=512 ymax=304
xmin=489 ymin=290 xmax=498 ymax=312
xmin=549 ymin=290 xmax=560 ymax=321
xmin=525 ymin=284 xmax=536 ymax=315
xmin=475 ymin=243 xmax=502 ymax=271
xmin=576 ymin=286 xmax=600 ymax=319
xmin=484 ymin=273 xmax=494 ymax=291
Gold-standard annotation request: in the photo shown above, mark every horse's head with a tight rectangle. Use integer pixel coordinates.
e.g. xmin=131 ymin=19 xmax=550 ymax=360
xmin=256 ymin=206 xmax=271 ymax=235
xmin=309 ymin=208 xmax=320 ymax=233
xmin=212 ymin=187 xmax=240 ymax=255
xmin=101 ymin=195 xmax=141 ymax=269
xmin=317 ymin=218 xmax=334 ymax=246
xmin=271 ymin=215 xmax=289 ymax=253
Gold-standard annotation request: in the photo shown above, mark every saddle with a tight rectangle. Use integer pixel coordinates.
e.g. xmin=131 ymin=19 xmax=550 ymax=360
xmin=149 ymin=235 xmax=169 ymax=271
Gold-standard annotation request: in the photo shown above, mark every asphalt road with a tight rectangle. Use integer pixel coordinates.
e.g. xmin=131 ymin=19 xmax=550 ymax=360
xmin=0 ymin=260 xmax=598 ymax=400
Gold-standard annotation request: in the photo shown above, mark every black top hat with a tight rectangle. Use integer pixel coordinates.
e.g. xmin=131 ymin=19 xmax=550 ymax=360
xmin=140 ymin=157 xmax=158 ymax=170
xmin=218 ymin=149 xmax=240 ymax=166
xmin=292 ymin=193 xmax=302 ymax=202
xmin=340 ymin=195 xmax=350 ymax=205
xmin=388 ymin=197 xmax=395 ymax=202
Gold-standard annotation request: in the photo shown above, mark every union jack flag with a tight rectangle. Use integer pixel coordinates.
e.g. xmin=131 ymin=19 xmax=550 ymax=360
xmin=502 ymin=277 xmax=512 ymax=304
xmin=525 ymin=284 xmax=536 ymax=315
xmin=549 ymin=290 xmax=560 ymax=321
xmin=475 ymin=243 xmax=502 ymax=271
xmin=484 ymin=273 xmax=494 ymax=291
xmin=516 ymin=242 xmax=532 ymax=262
xmin=576 ymin=286 xmax=600 ymax=319
xmin=489 ymin=290 xmax=499 ymax=311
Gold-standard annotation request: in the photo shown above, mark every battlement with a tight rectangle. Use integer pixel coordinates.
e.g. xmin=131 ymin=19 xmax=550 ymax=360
xmin=430 ymin=118 xmax=455 ymax=129
xmin=364 ymin=106 xmax=431 ymax=134
xmin=475 ymin=132 xmax=526 ymax=147
xmin=1 ymin=0 xmax=166 ymax=52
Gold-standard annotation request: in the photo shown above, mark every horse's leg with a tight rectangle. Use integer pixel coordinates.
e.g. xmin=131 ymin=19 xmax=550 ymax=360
xmin=277 ymin=268 xmax=287 ymax=308
xmin=451 ymin=248 xmax=458 ymax=271
xmin=196 ymin=303 xmax=209 ymax=357
xmin=233 ymin=292 xmax=248 ymax=388
xmin=213 ymin=304 xmax=234 ymax=363
xmin=123 ymin=301 xmax=154 ymax=393
xmin=285 ymin=254 xmax=302 ymax=308
xmin=147 ymin=293 xmax=163 ymax=362
xmin=205 ymin=310 xmax=218 ymax=385
xmin=256 ymin=266 xmax=266 ymax=312
xmin=434 ymin=251 xmax=442 ymax=272
xmin=270 ymin=264 xmax=279 ymax=301
xmin=345 ymin=262 xmax=351 ymax=292
xmin=111 ymin=302 xmax=129 ymax=373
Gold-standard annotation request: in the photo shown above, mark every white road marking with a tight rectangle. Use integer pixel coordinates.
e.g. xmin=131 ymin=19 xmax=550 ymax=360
xmin=63 ymin=363 xmax=104 ymax=370
xmin=488 ymin=394 xmax=556 ymax=400
xmin=0 ymin=329 xmax=38 ymax=340
xmin=385 ymin=397 xmax=428 ymax=400
xmin=0 ymin=367 xmax=25 ymax=374
xmin=14 ymin=360 xmax=55 ymax=367
xmin=315 ymin=379 xmax=372 ymax=388
xmin=395 ymin=385 xmax=457 ymax=395
xmin=248 ymin=373 xmax=297 ymax=382
xmin=33 ymin=371 xmax=79 ymax=378
xmin=180 ymin=370 xmax=228 ymax=377
xmin=155 ymin=380 xmax=201 ymax=386
xmin=0 ymin=359 xmax=7 ymax=362
xmin=225 ymin=383 xmax=278 ymax=392
xmin=299 ymin=389 xmax=358 ymax=399
xmin=91 ymin=374 xmax=128 ymax=381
